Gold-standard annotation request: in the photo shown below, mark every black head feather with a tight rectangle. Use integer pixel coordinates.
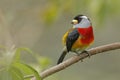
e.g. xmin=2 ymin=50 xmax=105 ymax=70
xmin=73 ymin=15 xmax=84 ymax=23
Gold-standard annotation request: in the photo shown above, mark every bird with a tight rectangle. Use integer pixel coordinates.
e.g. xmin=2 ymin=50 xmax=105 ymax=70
xmin=57 ymin=15 xmax=94 ymax=64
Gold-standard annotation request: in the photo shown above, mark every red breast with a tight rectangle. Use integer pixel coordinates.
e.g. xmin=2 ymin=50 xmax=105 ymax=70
xmin=77 ymin=26 xmax=94 ymax=44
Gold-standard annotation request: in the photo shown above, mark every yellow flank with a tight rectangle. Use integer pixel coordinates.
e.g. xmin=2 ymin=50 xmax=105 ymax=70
xmin=62 ymin=28 xmax=74 ymax=45
xmin=62 ymin=31 xmax=69 ymax=45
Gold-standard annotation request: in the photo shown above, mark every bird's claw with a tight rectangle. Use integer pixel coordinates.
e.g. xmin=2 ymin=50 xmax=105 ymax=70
xmin=82 ymin=50 xmax=91 ymax=58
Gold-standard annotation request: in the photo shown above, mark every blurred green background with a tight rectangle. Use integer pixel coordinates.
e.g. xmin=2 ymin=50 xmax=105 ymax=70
xmin=0 ymin=0 xmax=120 ymax=80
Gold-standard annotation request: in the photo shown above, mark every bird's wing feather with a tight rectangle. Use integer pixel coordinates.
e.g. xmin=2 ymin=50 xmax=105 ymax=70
xmin=66 ymin=28 xmax=80 ymax=52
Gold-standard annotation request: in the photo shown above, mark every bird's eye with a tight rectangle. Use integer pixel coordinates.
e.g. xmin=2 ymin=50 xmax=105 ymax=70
xmin=78 ymin=18 xmax=82 ymax=23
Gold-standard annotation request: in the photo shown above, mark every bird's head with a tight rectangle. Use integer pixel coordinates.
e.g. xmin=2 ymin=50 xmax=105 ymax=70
xmin=71 ymin=15 xmax=92 ymax=28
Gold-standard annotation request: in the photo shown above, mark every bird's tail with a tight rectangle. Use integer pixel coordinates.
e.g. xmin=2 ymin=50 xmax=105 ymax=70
xmin=57 ymin=48 xmax=67 ymax=64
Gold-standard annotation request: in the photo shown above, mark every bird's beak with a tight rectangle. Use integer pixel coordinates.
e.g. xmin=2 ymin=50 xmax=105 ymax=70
xmin=71 ymin=20 xmax=78 ymax=24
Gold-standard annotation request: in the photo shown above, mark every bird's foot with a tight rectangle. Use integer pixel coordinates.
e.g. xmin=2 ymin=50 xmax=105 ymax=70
xmin=74 ymin=50 xmax=91 ymax=62
xmin=81 ymin=50 xmax=91 ymax=58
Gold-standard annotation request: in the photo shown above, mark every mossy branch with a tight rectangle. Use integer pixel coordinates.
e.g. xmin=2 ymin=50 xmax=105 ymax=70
xmin=24 ymin=42 xmax=120 ymax=80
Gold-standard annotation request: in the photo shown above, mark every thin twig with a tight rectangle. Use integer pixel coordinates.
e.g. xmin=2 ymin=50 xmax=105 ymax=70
xmin=24 ymin=42 xmax=120 ymax=80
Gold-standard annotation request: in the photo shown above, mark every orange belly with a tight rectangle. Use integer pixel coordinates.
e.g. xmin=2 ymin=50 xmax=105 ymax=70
xmin=72 ymin=36 xmax=94 ymax=51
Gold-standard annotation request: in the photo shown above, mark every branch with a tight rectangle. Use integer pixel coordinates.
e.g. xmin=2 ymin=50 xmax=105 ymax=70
xmin=25 ymin=42 xmax=120 ymax=80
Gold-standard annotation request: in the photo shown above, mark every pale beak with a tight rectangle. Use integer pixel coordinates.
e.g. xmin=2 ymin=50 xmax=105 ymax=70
xmin=71 ymin=20 xmax=78 ymax=24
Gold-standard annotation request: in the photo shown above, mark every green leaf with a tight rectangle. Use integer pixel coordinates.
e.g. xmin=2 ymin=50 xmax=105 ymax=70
xmin=13 ymin=47 xmax=33 ymax=63
xmin=0 ymin=66 xmax=24 ymax=80
xmin=13 ymin=62 xmax=41 ymax=80
xmin=9 ymin=66 xmax=24 ymax=80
